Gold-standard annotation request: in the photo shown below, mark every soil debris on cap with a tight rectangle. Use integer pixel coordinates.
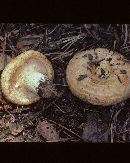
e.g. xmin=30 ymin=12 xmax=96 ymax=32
xmin=106 ymin=58 xmax=112 ymax=62
xmin=77 ymin=74 xmax=88 ymax=81
xmin=87 ymin=66 xmax=92 ymax=72
xmin=94 ymin=52 xmax=98 ymax=59
xmin=88 ymin=54 xmax=93 ymax=61
xmin=82 ymin=54 xmax=88 ymax=58
xmin=117 ymin=75 xmax=122 ymax=83
xmin=120 ymin=70 xmax=127 ymax=74
xmin=98 ymin=68 xmax=106 ymax=78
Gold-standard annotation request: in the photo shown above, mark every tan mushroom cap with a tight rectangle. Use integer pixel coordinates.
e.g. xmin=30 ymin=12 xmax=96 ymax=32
xmin=66 ymin=48 xmax=130 ymax=106
xmin=1 ymin=50 xmax=54 ymax=105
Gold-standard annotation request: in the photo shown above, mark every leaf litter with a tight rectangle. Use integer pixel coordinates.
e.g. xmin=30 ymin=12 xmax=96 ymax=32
xmin=0 ymin=24 xmax=129 ymax=142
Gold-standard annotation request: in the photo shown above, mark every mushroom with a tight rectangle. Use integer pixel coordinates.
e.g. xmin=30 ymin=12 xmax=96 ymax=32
xmin=1 ymin=50 xmax=56 ymax=105
xmin=66 ymin=48 xmax=130 ymax=106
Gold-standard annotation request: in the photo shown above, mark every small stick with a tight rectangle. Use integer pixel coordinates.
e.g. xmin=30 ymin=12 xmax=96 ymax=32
xmin=54 ymin=103 xmax=66 ymax=113
xmin=48 ymin=119 xmax=83 ymax=140
xmin=123 ymin=24 xmax=128 ymax=46
xmin=2 ymin=33 xmax=8 ymax=68
xmin=27 ymin=95 xmax=63 ymax=123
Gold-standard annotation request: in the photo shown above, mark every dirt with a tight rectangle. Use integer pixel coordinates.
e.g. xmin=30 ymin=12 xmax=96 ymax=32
xmin=0 ymin=23 xmax=130 ymax=142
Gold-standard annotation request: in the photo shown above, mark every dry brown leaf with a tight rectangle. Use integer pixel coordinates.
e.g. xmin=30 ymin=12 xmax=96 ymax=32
xmin=36 ymin=120 xmax=60 ymax=142
xmin=0 ymin=134 xmax=24 ymax=142
xmin=16 ymin=34 xmax=43 ymax=52
xmin=9 ymin=123 xmax=24 ymax=136
xmin=0 ymin=114 xmax=15 ymax=128
xmin=11 ymin=135 xmax=25 ymax=142
xmin=0 ymin=53 xmax=11 ymax=71
xmin=0 ymin=118 xmax=10 ymax=128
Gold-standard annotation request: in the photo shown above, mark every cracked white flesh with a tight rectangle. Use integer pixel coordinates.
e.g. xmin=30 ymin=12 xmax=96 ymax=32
xmin=23 ymin=71 xmax=46 ymax=93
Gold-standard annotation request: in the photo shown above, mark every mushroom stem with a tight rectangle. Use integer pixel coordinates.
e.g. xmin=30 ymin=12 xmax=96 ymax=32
xmin=24 ymin=71 xmax=57 ymax=98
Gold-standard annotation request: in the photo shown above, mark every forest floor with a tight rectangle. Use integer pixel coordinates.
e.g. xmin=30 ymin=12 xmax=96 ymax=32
xmin=0 ymin=24 xmax=130 ymax=142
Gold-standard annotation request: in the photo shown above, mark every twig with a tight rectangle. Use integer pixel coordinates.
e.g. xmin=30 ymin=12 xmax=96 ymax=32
xmin=48 ymin=25 xmax=59 ymax=35
xmin=55 ymin=84 xmax=68 ymax=87
xmin=113 ymin=40 xmax=116 ymax=50
xmin=0 ymin=23 xmax=4 ymax=32
xmin=48 ymin=119 xmax=83 ymax=140
xmin=0 ymin=128 xmax=10 ymax=140
xmin=63 ymin=130 xmax=72 ymax=138
xmin=51 ymin=52 xmax=72 ymax=61
xmin=46 ymin=137 xmax=79 ymax=142
xmin=0 ymin=49 xmax=12 ymax=52
xmin=109 ymin=107 xmax=124 ymax=143
xmin=123 ymin=24 xmax=128 ymax=46
xmin=107 ymin=24 xmax=111 ymax=31
xmin=54 ymin=103 xmax=66 ymax=113
xmin=45 ymin=28 xmax=48 ymax=45
xmin=110 ymin=122 xmax=114 ymax=143
xmin=26 ymin=24 xmax=47 ymax=31
xmin=64 ymin=40 xmax=77 ymax=52
xmin=25 ymin=95 xmax=63 ymax=123
xmin=56 ymin=34 xmax=85 ymax=45
xmin=2 ymin=33 xmax=8 ymax=68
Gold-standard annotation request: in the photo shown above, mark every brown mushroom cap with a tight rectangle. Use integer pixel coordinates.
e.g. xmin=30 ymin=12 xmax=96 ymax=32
xmin=1 ymin=50 xmax=54 ymax=105
xmin=66 ymin=48 xmax=130 ymax=106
